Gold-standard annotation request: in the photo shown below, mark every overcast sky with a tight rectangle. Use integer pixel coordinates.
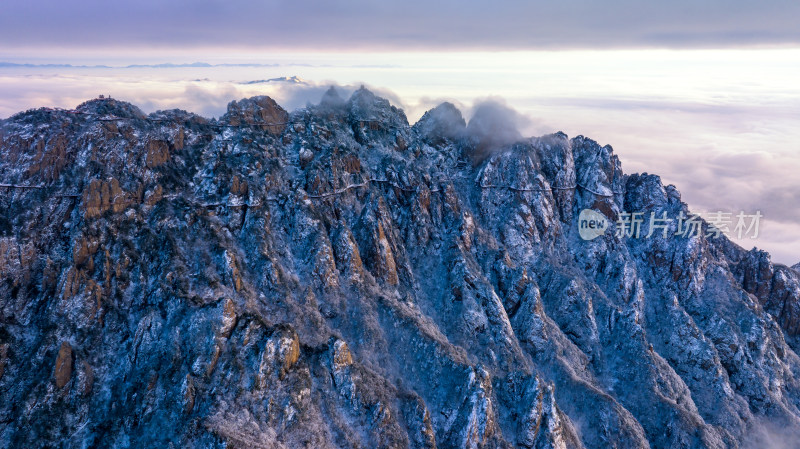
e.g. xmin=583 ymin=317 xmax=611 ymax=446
xmin=2 ymin=0 xmax=800 ymax=52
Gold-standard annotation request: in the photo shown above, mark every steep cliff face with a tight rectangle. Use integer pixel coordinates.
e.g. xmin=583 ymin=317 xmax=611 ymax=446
xmin=1 ymin=89 xmax=800 ymax=448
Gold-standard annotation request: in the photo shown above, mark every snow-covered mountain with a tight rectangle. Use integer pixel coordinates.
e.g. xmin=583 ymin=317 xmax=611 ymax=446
xmin=1 ymin=89 xmax=799 ymax=448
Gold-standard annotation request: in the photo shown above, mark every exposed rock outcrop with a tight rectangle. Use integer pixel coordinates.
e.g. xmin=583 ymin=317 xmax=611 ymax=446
xmin=1 ymin=91 xmax=800 ymax=448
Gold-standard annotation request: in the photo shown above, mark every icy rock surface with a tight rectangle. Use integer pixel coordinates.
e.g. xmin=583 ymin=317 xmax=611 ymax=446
xmin=1 ymin=93 xmax=800 ymax=448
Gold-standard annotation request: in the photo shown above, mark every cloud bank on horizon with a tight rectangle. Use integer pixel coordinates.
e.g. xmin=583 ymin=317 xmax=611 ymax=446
xmin=1 ymin=67 xmax=798 ymax=265
xmin=2 ymin=0 xmax=800 ymax=51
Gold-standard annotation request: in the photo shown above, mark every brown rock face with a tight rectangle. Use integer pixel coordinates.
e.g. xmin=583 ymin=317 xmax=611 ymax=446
xmin=230 ymin=175 xmax=248 ymax=196
xmin=62 ymin=266 xmax=83 ymax=300
xmin=219 ymin=298 xmax=238 ymax=339
xmin=81 ymin=361 xmax=94 ymax=396
xmin=54 ymin=341 xmax=73 ymax=388
xmin=0 ymin=344 xmax=8 ymax=381
xmin=26 ymin=133 xmax=70 ymax=181
xmin=183 ymin=374 xmax=196 ymax=414
xmin=145 ymin=139 xmax=170 ymax=168
xmin=223 ymin=96 xmax=289 ymax=135
xmin=82 ymin=178 xmax=128 ymax=217
xmin=258 ymin=327 xmax=301 ymax=382
xmin=171 ymin=128 xmax=185 ymax=151
xmin=331 ymin=339 xmax=353 ymax=369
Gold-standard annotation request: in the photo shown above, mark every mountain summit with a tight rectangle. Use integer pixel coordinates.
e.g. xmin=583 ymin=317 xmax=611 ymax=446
xmin=1 ymin=91 xmax=799 ymax=448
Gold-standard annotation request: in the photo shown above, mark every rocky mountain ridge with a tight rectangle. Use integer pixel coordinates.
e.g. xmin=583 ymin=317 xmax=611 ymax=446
xmin=1 ymin=88 xmax=800 ymax=448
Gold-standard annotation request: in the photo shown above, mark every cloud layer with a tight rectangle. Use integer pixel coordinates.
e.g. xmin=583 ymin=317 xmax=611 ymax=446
xmin=1 ymin=52 xmax=798 ymax=264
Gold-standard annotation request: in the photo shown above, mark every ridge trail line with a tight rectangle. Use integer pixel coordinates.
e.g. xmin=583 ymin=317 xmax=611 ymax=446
xmin=6 ymin=111 xmax=624 ymax=200
xmin=2 ymin=179 xmax=623 ymax=202
xmin=37 ymin=108 xmax=288 ymax=129
xmin=476 ymin=181 xmax=622 ymax=197
xmin=308 ymin=178 xmax=622 ymax=199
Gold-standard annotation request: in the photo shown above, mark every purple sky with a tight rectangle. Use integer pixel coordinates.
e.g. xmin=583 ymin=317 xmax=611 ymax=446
xmin=2 ymin=0 xmax=800 ymax=51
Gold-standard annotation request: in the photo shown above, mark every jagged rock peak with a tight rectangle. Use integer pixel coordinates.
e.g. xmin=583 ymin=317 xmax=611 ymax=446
xmin=319 ymin=86 xmax=346 ymax=109
xmin=464 ymin=100 xmax=526 ymax=163
xmin=147 ymin=108 xmax=209 ymax=124
xmin=221 ymin=96 xmax=289 ymax=132
xmin=347 ymin=85 xmax=408 ymax=127
xmin=76 ymin=97 xmax=146 ymax=119
xmin=413 ymin=102 xmax=466 ymax=145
